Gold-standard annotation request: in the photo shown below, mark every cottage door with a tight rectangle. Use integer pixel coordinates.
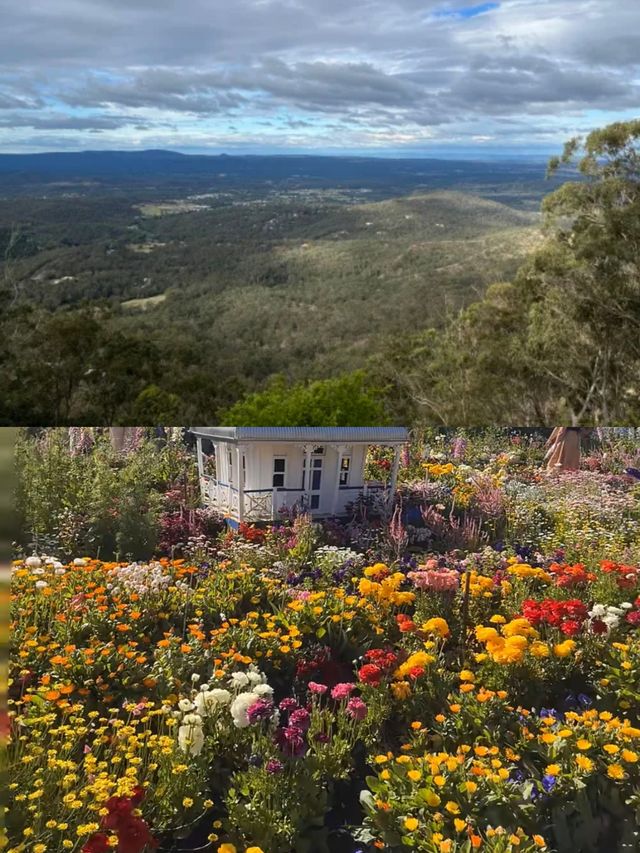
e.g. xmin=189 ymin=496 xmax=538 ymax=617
xmin=302 ymin=448 xmax=324 ymax=512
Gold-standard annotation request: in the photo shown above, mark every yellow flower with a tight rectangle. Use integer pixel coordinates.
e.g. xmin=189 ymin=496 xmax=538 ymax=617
xmin=545 ymin=764 xmax=561 ymax=776
xmin=434 ymin=775 xmax=446 ymax=787
xmin=445 ymin=801 xmax=460 ymax=814
xmin=621 ymin=749 xmax=638 ymax=763
xmin=424 ymin=791 xmax=441 ymax=807
xmin=404 ymin=818 xmax=419 ymax=832
xmin=423 ymin=617 xmax=449 ymax=638
xmin=603 ymin=744 xmax=619 ymax=754
xmin=607 ymin=764 xmax=625 ymax=780
xmin=218 ymin=846 xmax=237 ymax=853
xmin=34 ymin=846 xmax=47 ymax=853
xmin=553 ymin=640 xmax=576 ymax=658
xmin=246 ymin=848 xmax=265 ymax=853
xmin=533 ymin=836 xmax=546 ymax=848
xmin=182 ymin=797 xmax=194 ymax=808
xmin=454 ymin=818 xmax=466 ymax=832
xmin=459 ymin=670 xmax=475 ymax=682
xmin=407 ymin=770 xmax=422 ymax=782
xmin=575 ymin=755 xmax=594 ymax=772
xmin=577 ymin=739 xmax=591 ymax=750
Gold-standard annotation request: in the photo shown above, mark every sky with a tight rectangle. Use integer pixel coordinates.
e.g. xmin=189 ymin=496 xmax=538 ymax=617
xmin=1 ymin=0 xmax=639 ymax=155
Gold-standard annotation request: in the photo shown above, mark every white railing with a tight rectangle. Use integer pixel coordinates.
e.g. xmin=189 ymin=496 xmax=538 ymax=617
xmin=202 ymin=475 xmax=388 ymax=520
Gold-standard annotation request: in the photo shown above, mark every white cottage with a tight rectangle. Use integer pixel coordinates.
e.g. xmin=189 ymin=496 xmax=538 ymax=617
xmin=190 ymin=426 xmax=408 ymax=525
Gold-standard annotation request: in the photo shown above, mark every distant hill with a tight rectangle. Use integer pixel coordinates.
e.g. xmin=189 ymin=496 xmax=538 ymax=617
xmin=0 ymin=149 xmax=557 ymax=198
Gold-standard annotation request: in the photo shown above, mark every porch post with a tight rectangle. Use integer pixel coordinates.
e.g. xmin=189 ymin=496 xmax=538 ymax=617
xmin=332 ymin=444 xmax=346 ymax=516
xmin=303 ymin=444 xmax=313 ymax=511
xmin=387 ymin=445 xmax=401 ymax=509
xmin=236 ymin=444 xmax=245 ymax=523
xmin=195 ymin=437 xmax=205 ymax=503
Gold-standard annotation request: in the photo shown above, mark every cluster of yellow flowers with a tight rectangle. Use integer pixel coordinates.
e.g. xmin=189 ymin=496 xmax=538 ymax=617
xmin=358 ymin=572 xmax=415 ymax=607
xmin=474 ymin=617 xmax=576 ymax=664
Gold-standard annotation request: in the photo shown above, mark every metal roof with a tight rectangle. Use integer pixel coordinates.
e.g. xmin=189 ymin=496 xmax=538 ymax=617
xmin=190 ymin=426 xmax=408 ymax=443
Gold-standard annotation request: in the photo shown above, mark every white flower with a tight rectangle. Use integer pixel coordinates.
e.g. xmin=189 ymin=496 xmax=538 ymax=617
xmin=252 ymin=683 xmax=274 ymax=697
xmin=191 ymin=673 xmax=201 ymax=683
xmin=26 ymin=556 xmax=42 ymax=568
xmin=54 ymin=568 xmax=66 ymax=576
xmin=73 ymin=558 xmax=87 ymax=566
xmin=178 ymin=699 xmax=194 ymax=713
xmin=620 ymin=602 xmax=633 ymax=610
xmin=230 ymin=692 xmax=260 ymax=728
xmin=178 ymin=722 xmax=204 ymax=756
xmin=195 ymin=688 xmax=232 ymax=716
xmin=182 ymin=713 xmax=203 ymax=726
xmin=31 ymin=567 xmax=45 ymax=576
xmin=589 ymin=605 xmax=606 ymax=617
xmin=35 ymin=581 xmax=48 ymax=590
xmin=53 ymin=561 xmax=64 ymax=570
xmin=230 ymin=671 xmax=250 ymax=689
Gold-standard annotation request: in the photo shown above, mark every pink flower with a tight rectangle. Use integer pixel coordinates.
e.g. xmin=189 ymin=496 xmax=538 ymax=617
xmin=331 ymin=682 xmax=356 ymax=701
xmin=346 ymin=697 xmax=368 ymax=721
xmin=408 ymin=569 xmax=459 ymax=593
xmin=308 ymin=682 xmax=328 ymax=695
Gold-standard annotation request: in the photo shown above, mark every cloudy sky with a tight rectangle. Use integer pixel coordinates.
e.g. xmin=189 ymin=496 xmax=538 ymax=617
xmin=1 ymin=0 xmax=639 ymax=154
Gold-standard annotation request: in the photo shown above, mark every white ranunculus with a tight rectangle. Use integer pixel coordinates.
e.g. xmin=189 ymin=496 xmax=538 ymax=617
xmin=182 ymin=712 xmax=203 ymax=726
xmin=230 ymin=691 xmax=260 ymax=728
xmin=35 ymin=580 xmax=48 ymax=589
xmin=230 ymin=671 xmax=250 ymax=689
xmin=53 ymin=561 xmax=64 ymax=570
xmin=178 ymin=722 xmax=204 ymax=756
xmin=252 ymin=683 xmax=274 ymax=697
xmin=178 ymin=699 xmax=194 ymax=713
xmin=74 ymin=558 xmax=87 ymax=566
xmin=54 ymin=568 xmax=66 ymax=575
xmin=26 ymin=556 xmax=42 ymax=568
xmin=620 ymin=602 xmax=633 ymax=609
xmin=589 ymin=604 xmax=606 ymax=617
xmin=246 ymin=669 xmax=265 ymax=686
xmin=195 ymin=689 xmax=232 ymax=716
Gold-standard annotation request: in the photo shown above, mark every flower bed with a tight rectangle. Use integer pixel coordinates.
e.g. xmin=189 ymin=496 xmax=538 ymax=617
xmin=8 ymin=431 xmax=640 ymax=853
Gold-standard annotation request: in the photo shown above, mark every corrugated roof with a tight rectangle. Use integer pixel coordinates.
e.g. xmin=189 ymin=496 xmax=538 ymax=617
xmin=190 ymin=426 xmax=408 ymax=443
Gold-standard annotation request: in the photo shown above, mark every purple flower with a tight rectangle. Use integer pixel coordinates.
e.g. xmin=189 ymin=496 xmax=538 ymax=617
xmin=308 ymin=682 xmax=328 ymax=695
xmin=314 ymin=732 xmax=330 ymax=744
xmin=266 ymin=759 xmax=284 ymax=774
xmin=289 ymin=708 xmax=311 ymax=731
xmin=346 ymin=697 xmax=368 ymax=721
xmin=247 ymin=698 xmax=274 ymax=724
xmin=275 ymin=725 xmax=306 ymax=757
xmin=279 ymin=697 xmax=299 ymax=713
xmin=541 ymin=775 xmax=556 ymax=793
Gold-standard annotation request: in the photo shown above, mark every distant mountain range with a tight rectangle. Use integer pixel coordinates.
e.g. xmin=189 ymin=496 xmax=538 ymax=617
xmin=0 ymin=148 xmax=550 ymax=185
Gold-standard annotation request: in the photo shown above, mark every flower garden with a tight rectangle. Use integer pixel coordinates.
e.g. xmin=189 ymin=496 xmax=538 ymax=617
xmin=7 ymin=429 xmax=640 ymax=853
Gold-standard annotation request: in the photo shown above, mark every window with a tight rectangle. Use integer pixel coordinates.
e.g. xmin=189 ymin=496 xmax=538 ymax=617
xmin=227 ymin=449 xmax=233 ymax=483
xmin=273 ymin=457 xmax=286 ymax=489
xmin=339 ymin=455 xmax=351 ymax=486
xmin=310 ymin=494 xmax=320 ymax=510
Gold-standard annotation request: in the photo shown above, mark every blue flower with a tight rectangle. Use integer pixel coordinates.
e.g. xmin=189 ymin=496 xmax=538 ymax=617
xmin=542 ymin=774 xmax=556 ymax=793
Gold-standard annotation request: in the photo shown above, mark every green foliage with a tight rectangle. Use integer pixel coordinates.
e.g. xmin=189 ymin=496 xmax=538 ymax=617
xmin=221 ymin=371 xmax=389 ymax=426
xmin=15 ymin=428 xmax=196 ymax=559
xmin=378 ymin=120 xmax=640 ymax=424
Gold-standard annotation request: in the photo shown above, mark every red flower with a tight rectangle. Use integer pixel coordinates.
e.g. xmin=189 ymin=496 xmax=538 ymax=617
xmin=591 ymin=618 xmax=608 ymax=635
xmin=83 ymin=834 xmax=111 ymax=853
xmin=626 ymin=610 xmax=640 ymax=626
xmin=358 ymin=664 xmax=383 ymax=686
xmin=560 ymin=620 xmax=581 ymax=636
xmin=408 ymin=666 xmax=425 ymax=680
xmin=100 ymin=792 xmax=157 ymax=853
xmin=396 ymin=614 xmax=416 ymax=633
